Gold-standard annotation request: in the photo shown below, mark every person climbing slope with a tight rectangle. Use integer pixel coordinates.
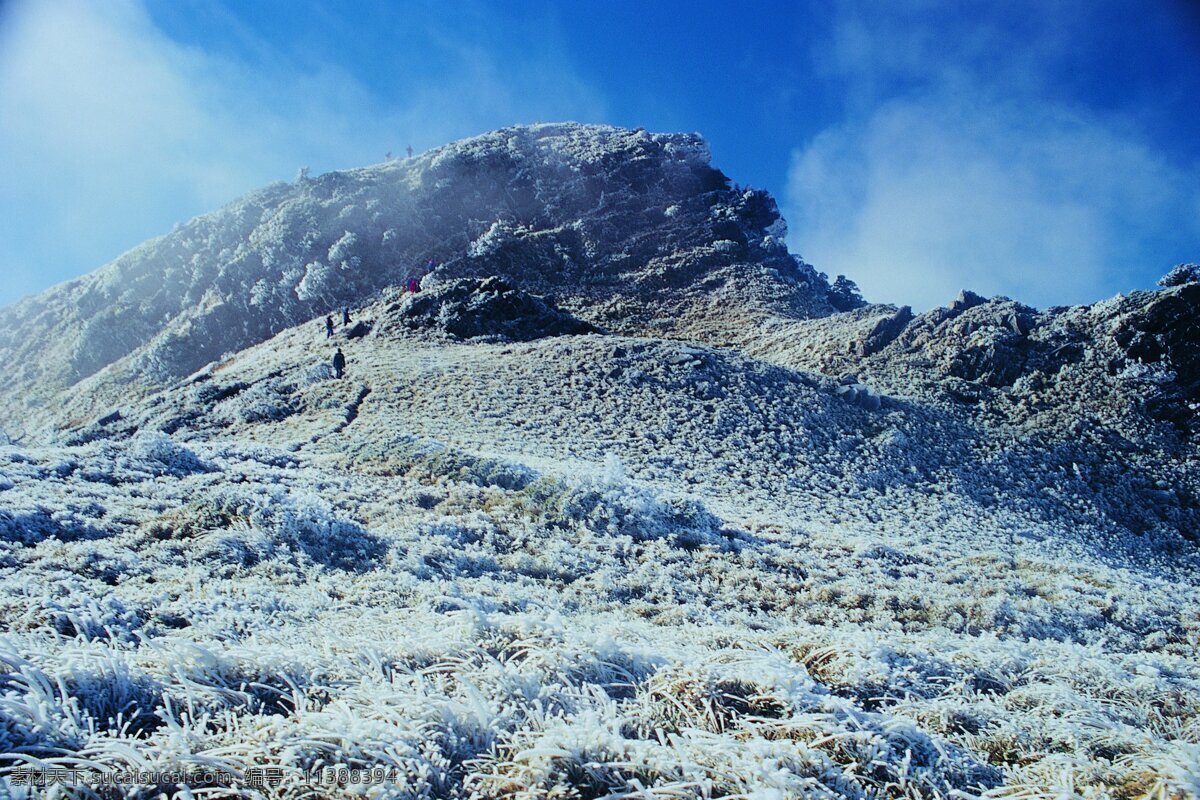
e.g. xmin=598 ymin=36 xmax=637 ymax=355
xmin=343 ymin=308 xmax=352 ymax=326
xmin=325 ymin=315 xmax=334 ymax=338
xmin=332 ymin=347 xmax=346 ymax=379
xmin=407 ymin=276 xmax=420 ymax=294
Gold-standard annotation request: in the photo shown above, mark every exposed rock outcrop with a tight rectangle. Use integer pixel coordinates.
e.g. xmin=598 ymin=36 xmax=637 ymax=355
xmin=381 ymin=277 xmax=598 ymax=341
xmin=0 ymin=124 xmax=837 ymax=434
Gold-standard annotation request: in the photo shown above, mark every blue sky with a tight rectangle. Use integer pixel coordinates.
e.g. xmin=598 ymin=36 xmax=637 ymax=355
xmin=0 ymin=0 xmax=1197 ymax=310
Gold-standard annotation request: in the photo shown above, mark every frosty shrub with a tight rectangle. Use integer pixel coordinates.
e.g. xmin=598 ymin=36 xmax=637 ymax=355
xmin=232 ymin=378 xmax=301 ymax=423
xmin=533 ymin=456 xmax=723 ymax=549
xmin=827 ymin=274 xmax=866 ymax=311
xmin=295 ymin=260 xmax=332 ymax=302
xmin=423 ymin=451 xmax=538 ymax=490
xmin=344 ymin=436 xmax=538 ymax=489
xmin=267 ymin=492 xmax=386 ymax=570
xmin=238 ymin=400 xmax=296 ymax=424
xmin=327 ymin=230 xmax=360 ymax=269
xmin=0 ymin=507 xmax=106 ymax=545
xmin=206 ymin=441 xmax=300 ymax=468
xmin=199 ymin=526 xmax=278 ymax=571
xmin=190 ymin=379 xmax=248 ymax=406
xmin=142 ymin=485 xmax=259 ymax=540
xmin=182 ymin=489 xmax=384 ymax=571
xmin=148 ymin=486 xmax=384 ymax=571
xmin=1157 ymin=263 xmax=1200 ymax=287
xmin=120 ymin=431 xmax=214 ymax=477
xmin=300 ymin=360 xmax=335 ymax=385
xmin=249 ymin=277 xmax=271 ymax=307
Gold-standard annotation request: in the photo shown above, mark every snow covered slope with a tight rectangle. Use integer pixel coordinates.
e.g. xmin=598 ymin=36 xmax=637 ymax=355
xmin=0 ymin=123 xmax=834 ymax=437
xmin=0 ymin=126 xmax=1197 ymax=798
xmin=55 ymin=282 xmax=1199 ymax=557
xmin=1 ymin=288 xmax=1197 ymax=797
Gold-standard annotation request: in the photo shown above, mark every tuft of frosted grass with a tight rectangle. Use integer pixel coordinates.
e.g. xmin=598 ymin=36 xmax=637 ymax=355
xmin=122 ymin=431 xmax=215 ymax=477
xmin=0 ymin=426 xmax=1196 ymax=798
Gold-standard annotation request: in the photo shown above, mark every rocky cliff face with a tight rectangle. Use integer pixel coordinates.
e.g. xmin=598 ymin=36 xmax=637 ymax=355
xmin=0 ymin=124 xmax=836 ymax=435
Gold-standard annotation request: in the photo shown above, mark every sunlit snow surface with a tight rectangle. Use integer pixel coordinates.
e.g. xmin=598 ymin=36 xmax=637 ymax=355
xmin=1 ymin=300 xmax=1197 ymax=799
xmin=0 ymin=123 xmax=1196 ymax=798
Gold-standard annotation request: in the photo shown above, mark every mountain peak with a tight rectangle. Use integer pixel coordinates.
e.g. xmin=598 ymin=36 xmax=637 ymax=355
xmin=0 ymin=123 xmax=834 ymax=435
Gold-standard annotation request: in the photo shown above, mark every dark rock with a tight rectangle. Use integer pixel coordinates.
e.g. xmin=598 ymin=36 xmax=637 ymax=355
xmin=837 ymin=377 xmax=885 ymax=411
xmin=390 ymin=277 xmax=599 ymax=342
xmin=946 ymin=335 xmax=1027 ymax=386
xmin=949 ymin=290 xmax=987 ymax=314
xmin=860 ymin=306 xmax=914 ymax=356
xmin=345 ymin=320 xmax=373 ymax=339
xmin=1112 ymin=283 xmax=1200 ymax=405
xmin=1007 ymin=313 xmax=1031 ymax=336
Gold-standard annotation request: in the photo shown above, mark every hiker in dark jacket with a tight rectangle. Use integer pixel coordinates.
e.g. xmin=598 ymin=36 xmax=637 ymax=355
xmin=325 ymin=315 xmax=334 ymax=337
xmin=342 ymin=308 xmax=352 ymax=326
xmin=332 ymin=348 xmax=346 ymax=379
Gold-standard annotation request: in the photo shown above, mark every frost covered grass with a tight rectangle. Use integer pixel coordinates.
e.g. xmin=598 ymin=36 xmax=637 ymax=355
xmin=1 ymin=121 xmax=1196 ymax=798
xmin=0 ymin=422 xmax=1197 ymax=798
xmin=2 ymin=287 xmax=1199 ymax=798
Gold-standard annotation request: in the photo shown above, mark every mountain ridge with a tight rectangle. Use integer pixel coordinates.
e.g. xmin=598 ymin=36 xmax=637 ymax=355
xmin=0 ymin=123 xmax=840 ymax=436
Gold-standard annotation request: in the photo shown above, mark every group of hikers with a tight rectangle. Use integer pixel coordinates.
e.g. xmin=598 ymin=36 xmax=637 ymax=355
xmin=325 ymin=259 xmax=436 ymax=378
xmin=324 ymin=308 xmax=352 ymax=338
xmin=326 ymin=309 xmax=351 ymax=378
xmin=385 ymin=145 xmax=415 ymax=161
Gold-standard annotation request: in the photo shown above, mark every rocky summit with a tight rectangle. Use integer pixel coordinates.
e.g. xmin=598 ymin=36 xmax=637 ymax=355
xmin=0 ymin=124 xmax=1197 ymax=799
xmin=380 ymin=276 xmax=599 ymax=342
xmin=0 ymin=123 xmax=835 ymax=435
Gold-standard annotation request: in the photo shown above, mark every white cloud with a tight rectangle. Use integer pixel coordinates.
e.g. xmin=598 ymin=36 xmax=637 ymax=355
xmin=786 ymin=4 xmax=1200 ymax=311
xmin=0 ymin=0 xmax=606 ymax=306
xmin=0 ymin=1 xmax=275 ymax=256
xmin=788 ymin=92 xmax=1198 ymax=310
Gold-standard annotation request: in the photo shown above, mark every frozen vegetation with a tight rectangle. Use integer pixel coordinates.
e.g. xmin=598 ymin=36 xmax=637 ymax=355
xmin=0 ymin=124 xmax=834 ymax=436
xmin=0 ymin=125 xmax=1197 ymax=798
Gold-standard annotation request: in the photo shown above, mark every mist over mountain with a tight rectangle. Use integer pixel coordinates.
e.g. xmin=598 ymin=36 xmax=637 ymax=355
xmin=0 ymin=124 xmax=835 ymax=434
xmin=0 ymin=124 xmax=1197 ymax=798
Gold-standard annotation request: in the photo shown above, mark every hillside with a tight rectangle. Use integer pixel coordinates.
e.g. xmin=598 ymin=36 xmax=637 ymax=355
xmin=0 ymin=123 xmax=836 ymax=438
xmin=0 ymin=125 xmax=1198 ymax=799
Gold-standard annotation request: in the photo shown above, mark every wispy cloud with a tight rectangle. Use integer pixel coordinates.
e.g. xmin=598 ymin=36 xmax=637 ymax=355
xmin=786 ymin=2 xmax=1200 ymax=311
xmin=0 ymin=0 xmax=606 ymax=305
